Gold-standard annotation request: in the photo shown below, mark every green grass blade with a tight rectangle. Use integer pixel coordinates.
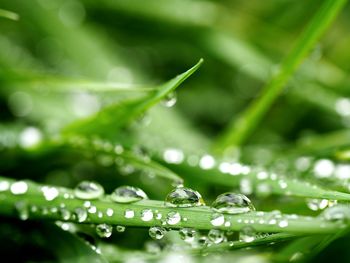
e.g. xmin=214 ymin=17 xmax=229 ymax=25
xmin=0 ymin=8 xmax=19 ymax=20
xmin=0 ymin=176 xmax=345 ymax=235
xmin=215 ymin=0 xmax=347 ymax=150
xmin=63 ymin=59 xmax=203 ymax=140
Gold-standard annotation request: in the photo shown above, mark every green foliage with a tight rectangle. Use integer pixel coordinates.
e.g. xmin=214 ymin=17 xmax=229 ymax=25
xmin=1 ymin=0 xmax=350 ymax=262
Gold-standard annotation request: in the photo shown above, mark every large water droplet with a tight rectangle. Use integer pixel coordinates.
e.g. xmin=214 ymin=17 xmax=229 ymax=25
xmin=141 ymin=209 xmax=153 ymax=221
xmin=96 ymin=224 xmax=112 ymax=238
xmin=211 ymin=193 xmax=255 ymax=214
xmin=149 ymin=226 xmax=166 ymax=240
xmin=165 ymin=186 xmax=205 ymax=208
xmin=239 ymin=226 xmax=256 ymax=243
xmin=166 ymin=211 xmax=181 ymax=225
xmin=321 ymin=205 xmax=350 ymax=222
xmin=110 ymin=186 xmax=148 ymax=203
xmin=74 ymin=181 xmax=104 ymax=200
xmin=210 ymin=213 xmax=225 ymax=226
xmin=208 ymin=229 xmax=225 ymax=244
xmin=74 ymin=207 xmax=88 ymax=222
xmin=10 ymin=181 xmax=28 ymax=195
xmin=179 ymin=228 xmax=196 ymax=243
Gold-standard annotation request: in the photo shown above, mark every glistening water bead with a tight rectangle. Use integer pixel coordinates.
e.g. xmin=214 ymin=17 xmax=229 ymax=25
xmin=165 ymin=186 xmax=205 ymax=207
xmin=96 ymin=224 xmax=113 ymax=238
xmin=111 ymin=186 xmax=148 ymax=203
xmin=239 ymin=226 xmax=256 ymax=243
xmin=211 ymin=192 xmax=255 ymax=214
xmin=166 ymin=211 xmax=181 ymax=225
xmin=208 ymin=229 xmax=225 ymax=244
xmin=149 ymin=226 xmax=166 ymax=240
xmin=179 ymin=228 xmax=196 ymax=243
xmin=74 ymin=181 xmax=104 ymax=200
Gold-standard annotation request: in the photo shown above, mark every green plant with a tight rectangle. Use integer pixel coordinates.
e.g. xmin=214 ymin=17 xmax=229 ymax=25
xmin=1 ymin=0 xmax=350 ymax=262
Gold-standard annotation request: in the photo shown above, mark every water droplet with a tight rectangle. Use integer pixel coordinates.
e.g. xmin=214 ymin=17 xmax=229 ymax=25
xmin=59 ymin=208 xmax=71 ymax=220
xmin=141 ymin=209 xmax=153 ymax=221
xmin=208 ymin=229 xmax=225 ymax=244
xmin=307 ymin=199 xmax=330 ymax=211
xmin=0 ymin=180 xmax=10 ymax=191
xmin=211 ymin=193 xmax=255 ymax=214
xmin=116 ymin=225 xmax=125 ymax=232
xmin=163 ymin=148 xmax=184 ymax=164
xmin=210 ymin=213 xmax=224 ymax=226
xmin=313 ymin=159 xmax=334 ymax=178
xmin=41 ymin=186 xmax=59 ymax=201
xmin=278 ymin=218 xmax=288 ymax=228
xmin=179 ymin=228 xmax=196 ymax=243
xmin=10 ymin=181 xmax=28 ymax=195
xmin=166 ymin=211 xmax=181 ymax=225
xmin=321 ymin=205 xmax=350 ymax=222
xmin=15 ymin=201 xmax=29 ymax=220
xmin=165 ymin=186 xmax=205 ymax=207
xmin=106 ymin=208 xmax=114 ymax=217
xmin=162 ymin=92 xmax=177 ymax=107
xmin=74 ymin=207 xmax=88 ymax=222
xmin=110 ymin=186 xmax=148 ymax=203
xmin=199 ymin=154 xmax=215 ymax=170
xmin=74 ymin=181 xmax=104 ymax=200
xmin=88 ymin=206 xmax=97 ymax=214
xmin=240 ymin=178 xmax=253 ymax=195
xmin=149 ymin=226 xmax=166 ymax=240
xmin=239 ymin=226 xmax=256 ymax=242
xmin=124 ymin=209 xmax=135 ymax=219
xmin=96 ymin=224 xmax=112 ymax=238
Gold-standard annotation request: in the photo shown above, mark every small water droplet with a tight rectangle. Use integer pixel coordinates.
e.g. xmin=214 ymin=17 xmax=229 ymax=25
xmin=208 ymin=229 xmax=225 ymax=244
xmin=59 ymin=208 xmax=71 ymax=220
xmin=106 ymin=208 xmax=114 ymax=217
xmin=149 ymin=226 xmax=166 ymax=240
xmin=0 ymin=180 xmax=10 ymax=191
xmin=41 ymin=186 xmax=59 ymax=201
xmin=124 ymin=209 xmax=135 ymax=219
xmin=166 ymin=211 xmax=181 ymax=225
xmin=111 ymin=186 xmax=148 ymax=203
xmin=210 ymin=213 xmax=224 ymax=226
xmin=96 ymin=224 xmax=112 ymax=238
xmin=74 ymin=207 xmax=88 ymax=222
xmin=278 ymin=218 xmax=288 ymax=228
xmin=10 ymin=181 xmax=28 ymax=195
xmin=211 ymin=193 xmax=255 ymax=214
xmin=307 ymin=199 xmax=330 ymax=211
xmin=162 ymin=92 xmax=177 ymax=107
xmin=15 ymin=201 xmax=29 ymax=220
xmin=239 ymin=226 xmax=256 ymax=242
xmin=179 ymin=228 xmax=196 ymax=243
xmin=199 ymin=154 xmax=215 ymax=170
xmin=165 ymin=186 xmax=205 ymax=207
xmin=141 ymin=209 xmax=153 ymax=221
xmin=88 ymin=206 xmax=97 ymax=214
xmin=74 ymin=181 xmax=104 ymax=200
xmin=116 ymin=225 xmax=125 ymax=232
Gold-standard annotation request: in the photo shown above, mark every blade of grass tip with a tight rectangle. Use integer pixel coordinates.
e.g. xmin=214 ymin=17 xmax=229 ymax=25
xmin=0 ymin=9 xmax=19 ymax=21
xmin=0 ymin=176 xmax=345 ymax=235
xmin=62 ymin=59 xmax=203 ymax=139
xmin=214 ymin=0 xmax=347 ymax=152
